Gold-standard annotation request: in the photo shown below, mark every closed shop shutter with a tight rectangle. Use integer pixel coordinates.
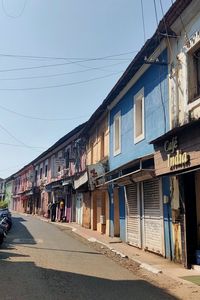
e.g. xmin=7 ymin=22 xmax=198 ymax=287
xmin=76 ymin=193 xmax=83 ymax=225
xmin=126 ymin=183 xmax=141 ymax=247
xmin=143 ymin=178 xmax=163 ymax=254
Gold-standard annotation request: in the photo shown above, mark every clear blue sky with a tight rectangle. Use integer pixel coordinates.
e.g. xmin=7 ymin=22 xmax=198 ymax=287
xmin=0 ymin=0 xmax=172 ymax=178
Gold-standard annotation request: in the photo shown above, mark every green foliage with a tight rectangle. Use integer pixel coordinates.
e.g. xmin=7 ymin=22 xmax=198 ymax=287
xmin=0 ymin=200 xmax=8 ymax=209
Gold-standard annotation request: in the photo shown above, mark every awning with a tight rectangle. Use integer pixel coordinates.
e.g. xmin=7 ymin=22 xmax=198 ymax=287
xmin=96 ymin=155 xmax=155 ymax=187
xmin=24 ymin=190 xmax=33 ymax=196
xmin=115 ymin=169 xmax=155 ymax=185
xmin=98 ymin=168 xmax=155 ymax=187
xmin=62 ymin=179 xmax=72 ymax=186
xmin=74 ymin=172 xmax=88 ymax=190
xmin=45 ymin=180 xmax=63 ymax=190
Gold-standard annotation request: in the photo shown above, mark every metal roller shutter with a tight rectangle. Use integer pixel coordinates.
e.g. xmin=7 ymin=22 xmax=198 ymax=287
xmin=143 ymin=178 xmax=163 ymax=254
xmin=126 ymin=183 xmax=141 ymax=247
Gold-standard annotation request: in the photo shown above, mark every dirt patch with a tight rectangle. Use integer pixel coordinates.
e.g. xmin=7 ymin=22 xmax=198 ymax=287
xmin=58 ymin=226 xmax=200 ymax=300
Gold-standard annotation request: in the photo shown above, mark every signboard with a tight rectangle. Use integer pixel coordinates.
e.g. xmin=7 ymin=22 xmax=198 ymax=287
xmin=88 ymin=163 xmax=105 ymax=190
xmin=164 ymin=136 xmax=190 ymax=170
xmin=152 ymin=124 xmax=200 ymax=176
xmin=74 ymin=171 xmax=88 ymax=189
xmin=55 ymin=158 xmax=65 ymax=166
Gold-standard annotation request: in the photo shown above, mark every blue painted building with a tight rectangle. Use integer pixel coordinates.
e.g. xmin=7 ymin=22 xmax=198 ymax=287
xmin=95 ymin=34 xmax=173 ymax=258
xmin=109 ymin=49 xmax=169 ymax=171
xmin=105 ymin=47 xmax=172 ymax=257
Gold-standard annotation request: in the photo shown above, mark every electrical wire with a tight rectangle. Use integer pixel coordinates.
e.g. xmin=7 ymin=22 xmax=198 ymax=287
xmin=0 ymin=104 xmax=89 ymax=121
xmin=0 ymin=142 xmax=45 ymax=149
xmin=153 ymin=0 xmax=167 ymax=133
xmin=0 ymin=50 xmax=138 ymax=62
xmin=0 ymin=122 xmax=27 ymax=147
xmin=0 ymin=122 xmax=45 ymax=149
xmin=0 ymin=58 xmax=131 ymax=74
xmin=0 ymin=61 xmax=127 ymax=81
xmin=153 ymin=0 xmax=159 ymax=27
xmin=141 ymin=0 xmax=146 ymax=44
xmin=159 ymin=0 xmax=174 ymax=59
xmin=0 ymin=70 xmax=123 ymax=91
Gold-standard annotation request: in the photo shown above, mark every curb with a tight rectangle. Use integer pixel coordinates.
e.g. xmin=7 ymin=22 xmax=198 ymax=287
xmin=88 ymin=238 xmax=162 ymax=274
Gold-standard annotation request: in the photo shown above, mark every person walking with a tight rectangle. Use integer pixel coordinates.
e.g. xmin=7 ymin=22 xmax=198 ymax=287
xmin=50 ymin=202 xmax=56 ymax=222
xmin=59 ymin=200 xmax=64 ymax=222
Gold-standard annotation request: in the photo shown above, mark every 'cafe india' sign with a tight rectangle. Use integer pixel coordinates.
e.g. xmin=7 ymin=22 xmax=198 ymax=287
xmin=164 ymin=136 xmax=190 ymax=170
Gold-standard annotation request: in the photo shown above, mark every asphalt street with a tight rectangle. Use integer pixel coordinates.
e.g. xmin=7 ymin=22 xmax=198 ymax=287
xmin=0 ymin=214 xmax=176 ymax=300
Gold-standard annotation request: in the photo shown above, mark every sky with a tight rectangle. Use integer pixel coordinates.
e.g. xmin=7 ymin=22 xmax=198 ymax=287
xmin=0 ymin=0 xmax=173 ymax=178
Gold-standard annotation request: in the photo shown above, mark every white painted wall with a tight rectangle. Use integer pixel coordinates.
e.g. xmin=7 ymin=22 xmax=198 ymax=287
xmin=169 ymin=0 xmax=200 ymax=127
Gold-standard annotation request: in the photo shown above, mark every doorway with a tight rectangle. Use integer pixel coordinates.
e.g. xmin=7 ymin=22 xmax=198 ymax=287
xmin=180 ymin=172 xmax=198 ymax=268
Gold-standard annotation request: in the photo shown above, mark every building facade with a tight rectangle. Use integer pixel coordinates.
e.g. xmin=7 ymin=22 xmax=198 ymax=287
xmin=84 ymin=112 xmax=110 ymax=233
xmin=151 ymin=0 xmax=200 ymax=268
xmin=32 ymin=123 xmax=86 ymax=222
xmin=12 ymin=164 xmax=34 ymax=213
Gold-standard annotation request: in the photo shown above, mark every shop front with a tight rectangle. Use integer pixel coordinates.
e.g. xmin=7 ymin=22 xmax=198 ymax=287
xmin=88 ymin=163 xmax=109 ymax=234
xmin=74 ymin=171 xmax=89 ymax=227
xmin=102 ymin=155 xmax=165 ymax=255
xmin=151 ymin=120 xmax=200 ymax=268
xmin=21 ymin=189 xmax=34 ymax=214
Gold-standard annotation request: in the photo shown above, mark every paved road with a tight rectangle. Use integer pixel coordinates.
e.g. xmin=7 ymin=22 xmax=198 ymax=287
xmin=0 ymin=214 xmax=175 ymax=300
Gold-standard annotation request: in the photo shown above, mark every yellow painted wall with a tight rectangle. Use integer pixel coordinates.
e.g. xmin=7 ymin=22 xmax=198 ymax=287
xmin=96 ymin=193 xmax=102 ymax=233
xmin=86 ymin=114 xmax=109 ymax=165
xmin=105 ymin=191 xmax=110 ymax=236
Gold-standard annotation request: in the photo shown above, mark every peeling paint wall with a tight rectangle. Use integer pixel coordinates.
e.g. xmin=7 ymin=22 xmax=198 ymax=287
xmin=169 ymin=0 xmax=200 ymax=127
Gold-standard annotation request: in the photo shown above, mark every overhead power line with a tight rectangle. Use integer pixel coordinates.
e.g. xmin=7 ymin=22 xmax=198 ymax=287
xmin=0 ymin=50 xmax=138 ymax=62
xmin=0 ymin=142 xmax=45 ymax=149
xmin=0 ymin=61 xmax=127 ymax=81
xmin=141 ymin=0 xmax=146 ymax=44
xmin=159 ymin=0 xmax=173 ymax=58
xmin=153 ymin=0 xmax=159 ymax=27
xmin=0 ymin=122 xmax=27 ymax=147
xmin=0 ymin=58 xmax=130 ymax=73
xmin=0 ymin=122 xmax=45 ymax=149
xmin=0 ymin=104 xmax=89 ymax=121
xmin=0 ymin=70 xmax=123 ymax=91
xmin=0 ymin=50 xmax=137 ymax=74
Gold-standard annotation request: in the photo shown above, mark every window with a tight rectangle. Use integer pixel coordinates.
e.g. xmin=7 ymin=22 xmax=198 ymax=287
xmin=35 ymin=170 xmax=38 ymax=183
xmin=51 ymin=155 xmax=56 ymax=178
xmin=100 ymin=132 xmax=105 ymax=160
xmin=134 ymin=88 xmax=144 ymax=143
xmin=90 ymin=140 xmax=94 ymax=164
xmin=40 ymin=167 xmax=43 ymax=179
xmin=65 ymin=148 xmax=70 ymax=168
xmin=188 ymin=45 xmax=200 ymax=102
xmin=113 ymin=111 xmax=121 ymax=156
xmin=45 ymin=165 xmax=48 ymax=177
xmin=44 ymin=159 xmax=48 ymax=178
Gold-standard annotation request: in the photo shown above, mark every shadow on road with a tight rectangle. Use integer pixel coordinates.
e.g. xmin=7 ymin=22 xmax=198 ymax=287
xmin=0 ymin=259 xmax=177 ymax=300
xmin=0 ymin=216 xmax=36 ymax=253
xmin=20 ymin=244 xmax=102 ymax=255
xmin=0 ymin=251 xmax=30 ymax=260
xmin=0 ymin=215 xmax=178 ymax=299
